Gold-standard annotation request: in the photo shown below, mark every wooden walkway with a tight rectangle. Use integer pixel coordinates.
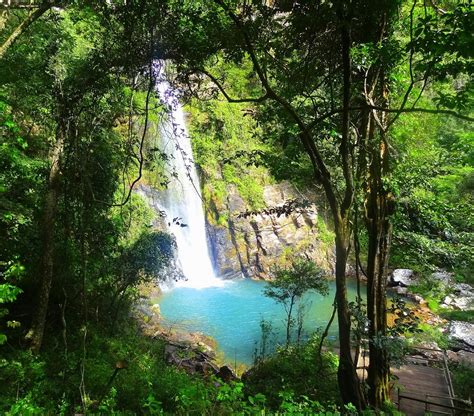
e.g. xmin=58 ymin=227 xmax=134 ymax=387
xmin=392 ymin=363 xmax=453 ymax=416
xmin=333 ymin=346 xmax=473 ymax=415
xmin=356 ymin=350 xmax=473 ymax=416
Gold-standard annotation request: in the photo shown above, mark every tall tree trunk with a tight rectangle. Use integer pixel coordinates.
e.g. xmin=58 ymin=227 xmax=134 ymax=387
xmin=335 ymin=220 xmax=366 ymax=409
xmin=365 ymin=75 xmax=393 ymax=407
xmin=365 ymin=178 xmax=392 ymax=407
xmin=332 ymin=6 xmax=367 ymax=409
xmin=26 ymin=123 xmax=65 ymax=353
xmin=365 ymin=191 xmax=391 ymax=406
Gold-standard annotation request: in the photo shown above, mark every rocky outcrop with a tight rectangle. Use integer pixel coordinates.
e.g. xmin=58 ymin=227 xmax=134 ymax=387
xmin=207 ymin=181 xmax=334 ymax=279
xmin=164 ymin=342 xmax=219 ymax=376
xmin=164 ymin=342 xmax=238 ymax=380
xmin=443 ymin=283 xmax=474 ymax=310
xmin=390 ymin=269 xmax=417 ymax=287
xmin=447 ymin=349 xmax=474 ymax=368
xmin=448 ymin=321 xmax=474 ymax=351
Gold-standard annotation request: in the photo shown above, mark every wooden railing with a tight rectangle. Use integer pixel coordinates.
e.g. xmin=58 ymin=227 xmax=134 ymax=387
xmin=398 ymin=393 xmax=474 ymax=415
xmin=396 ymin=345 xmax=473 ymax=415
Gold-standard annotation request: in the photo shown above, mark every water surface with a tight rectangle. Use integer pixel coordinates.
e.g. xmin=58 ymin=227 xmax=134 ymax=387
xmin=159 ymin=278 xmax=361 ymax=365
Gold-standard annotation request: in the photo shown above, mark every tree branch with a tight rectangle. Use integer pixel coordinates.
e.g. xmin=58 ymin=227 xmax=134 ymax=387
xmin=366 ymin=105 xmax=474 ymax=122
xmin=214 ymin=0 xmax=340 ymax=215
xmin=0 ymin=3 xmax=52 ymax=59
xmin=385 ymin=0 xmax=417 ymax=130
xmin=309 ymin=105 xmax=474 ymax=124
xmin=195 ymin=68 xmax=269 ymax=103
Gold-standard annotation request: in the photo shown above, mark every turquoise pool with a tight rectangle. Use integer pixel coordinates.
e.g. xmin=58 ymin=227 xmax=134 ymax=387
xmin=158 ymin=278 xmax=362 ymax=365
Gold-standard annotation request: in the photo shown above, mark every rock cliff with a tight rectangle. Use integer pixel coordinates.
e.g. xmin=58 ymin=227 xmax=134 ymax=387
xmin=206 ymin=181 xmax=334 ymax=279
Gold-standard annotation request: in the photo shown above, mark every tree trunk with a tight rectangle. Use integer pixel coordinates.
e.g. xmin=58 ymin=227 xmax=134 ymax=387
xmin=332 ymin=7 xmax=367 ymax=409
xmin=26 ymin=125 xmax=64 ymax=353
xmin=334 ymin=221 xmax=366 ymax=409
xmin=365 ymin=186 xmax=392 ymax=407
xmin=286 ymin=296 xmax=295 ymax=346
xmin=365 ymin=81 xmax=393 ymax=407
xmin=365 ymin=191 xmax=391 ymax=407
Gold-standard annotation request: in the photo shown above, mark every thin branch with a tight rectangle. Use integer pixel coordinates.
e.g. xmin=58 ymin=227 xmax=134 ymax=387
xmin=367 ymin=105 xmax=474 ymax=122
xmin=116 ymin=62 xmax=154 ymax=206
xmin=0 ymin=2 xmax=52 ymax=59
xmin=310 ymin=105 xmax=474 ymax=123
xmin=317 ymin=295 xmax=337 ymax=369
xmin=93 ymin=61 xmax=155 ymax=208
xmin=386 ymin=0 xmax=417 ymax=129
xmin=195 ymin=68 xmax=269 ymax=103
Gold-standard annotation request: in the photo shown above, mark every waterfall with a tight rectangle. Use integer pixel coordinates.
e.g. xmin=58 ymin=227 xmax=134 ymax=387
xmin=155 ymin=63 xmax=224 ymax=289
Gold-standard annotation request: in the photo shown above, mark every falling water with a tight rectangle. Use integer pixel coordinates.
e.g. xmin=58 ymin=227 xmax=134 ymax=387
xmin=155 ymin=63 xmax=224 ymax=289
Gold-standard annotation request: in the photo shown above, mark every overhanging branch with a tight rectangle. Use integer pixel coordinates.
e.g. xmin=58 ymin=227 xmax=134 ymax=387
xmin=195 ymin=68 xmax=269 ymax=103
xmin=0 ymin=2 xmax=53 ymax=59
xmin=308 ymin=105 xmax=474 ymax=125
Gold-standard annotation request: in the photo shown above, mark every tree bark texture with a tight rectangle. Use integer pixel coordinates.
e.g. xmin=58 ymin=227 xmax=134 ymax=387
xmin=335 ymin=223 xmax=366 ymax=409
xmin=364 ymin=78 xmax=393 ymax=407
xmin=26 ymin=124 xmax=65 ymax=353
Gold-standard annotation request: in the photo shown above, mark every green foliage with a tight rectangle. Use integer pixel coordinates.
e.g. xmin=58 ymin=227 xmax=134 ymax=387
xmin=317 ymin=217 xmax=335 ymax=247
xmin=391 ymin=111 xmax=474 ymax=279
xmin=439 ymin=309 xmax=474 ymax=323
xmin=411 ymin=323 xmax=451 ymax=350
xmin=244 ymin=335 xmax=340 ymax=409
xmin=264 ymin=259 xmax=329 ymax=345
xmin=6 ymin=393 xmax=45 ymax=416
xmin=409 ymin=275 xmax=449 ymax=313
xmin=265 ymin=260 xmax=329 ymax=303
xmin=185 ymin=61 xmax=272 ymax=213
xmin=0 ymin=103 xmax=38 ymax=346
xmin=410 ymin=2 xmax=473 ymax=110
xmin=451 ymin=364 xmax=474 ymax=402
xmin=0 ymin=0 xmax=472 ymax=414
xmin=120 ymin=231 xmax=175 ymax=283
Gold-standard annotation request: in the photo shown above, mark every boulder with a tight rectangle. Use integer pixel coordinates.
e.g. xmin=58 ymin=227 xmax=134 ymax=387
xmin=443 ymin=283 xmax=474 ymax=311
xmin=430 ymin=271 xmax=454 ymax=286
xmin=164 ymin=342 xmax=220 ymax=376
xmin=395 ymin=286 xmax=408 ymax=296
xmin=448 ymin=321 xmax=474 ymax=349
xmin=391 ymin=269 xmax=417 ymax=287
xmin=413 ymin=342 xmax=444 ymax=361
xmin=217 ymin=365 xmax=238 ymax=382
xmin=447 ymin=350 xmax=474 ymax=369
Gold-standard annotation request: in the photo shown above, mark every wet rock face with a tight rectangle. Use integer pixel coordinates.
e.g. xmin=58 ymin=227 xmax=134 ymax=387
xmin=207 ymin=181 xmax=334 ymax=279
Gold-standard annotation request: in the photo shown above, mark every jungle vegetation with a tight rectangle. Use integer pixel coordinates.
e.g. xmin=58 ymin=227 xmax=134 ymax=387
xmin=0 ymin=0 xmax=472 ymax=414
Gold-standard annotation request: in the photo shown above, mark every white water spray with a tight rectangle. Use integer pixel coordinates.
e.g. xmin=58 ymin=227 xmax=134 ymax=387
xmin=155 ymin=63 xmax=224 ymax=289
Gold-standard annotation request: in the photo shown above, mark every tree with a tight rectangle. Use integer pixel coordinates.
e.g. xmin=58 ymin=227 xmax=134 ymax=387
xmin=264 ymin=259 xmax=329 ymax=346
xmin=0 ymin=1 xmax=56 ymax=60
